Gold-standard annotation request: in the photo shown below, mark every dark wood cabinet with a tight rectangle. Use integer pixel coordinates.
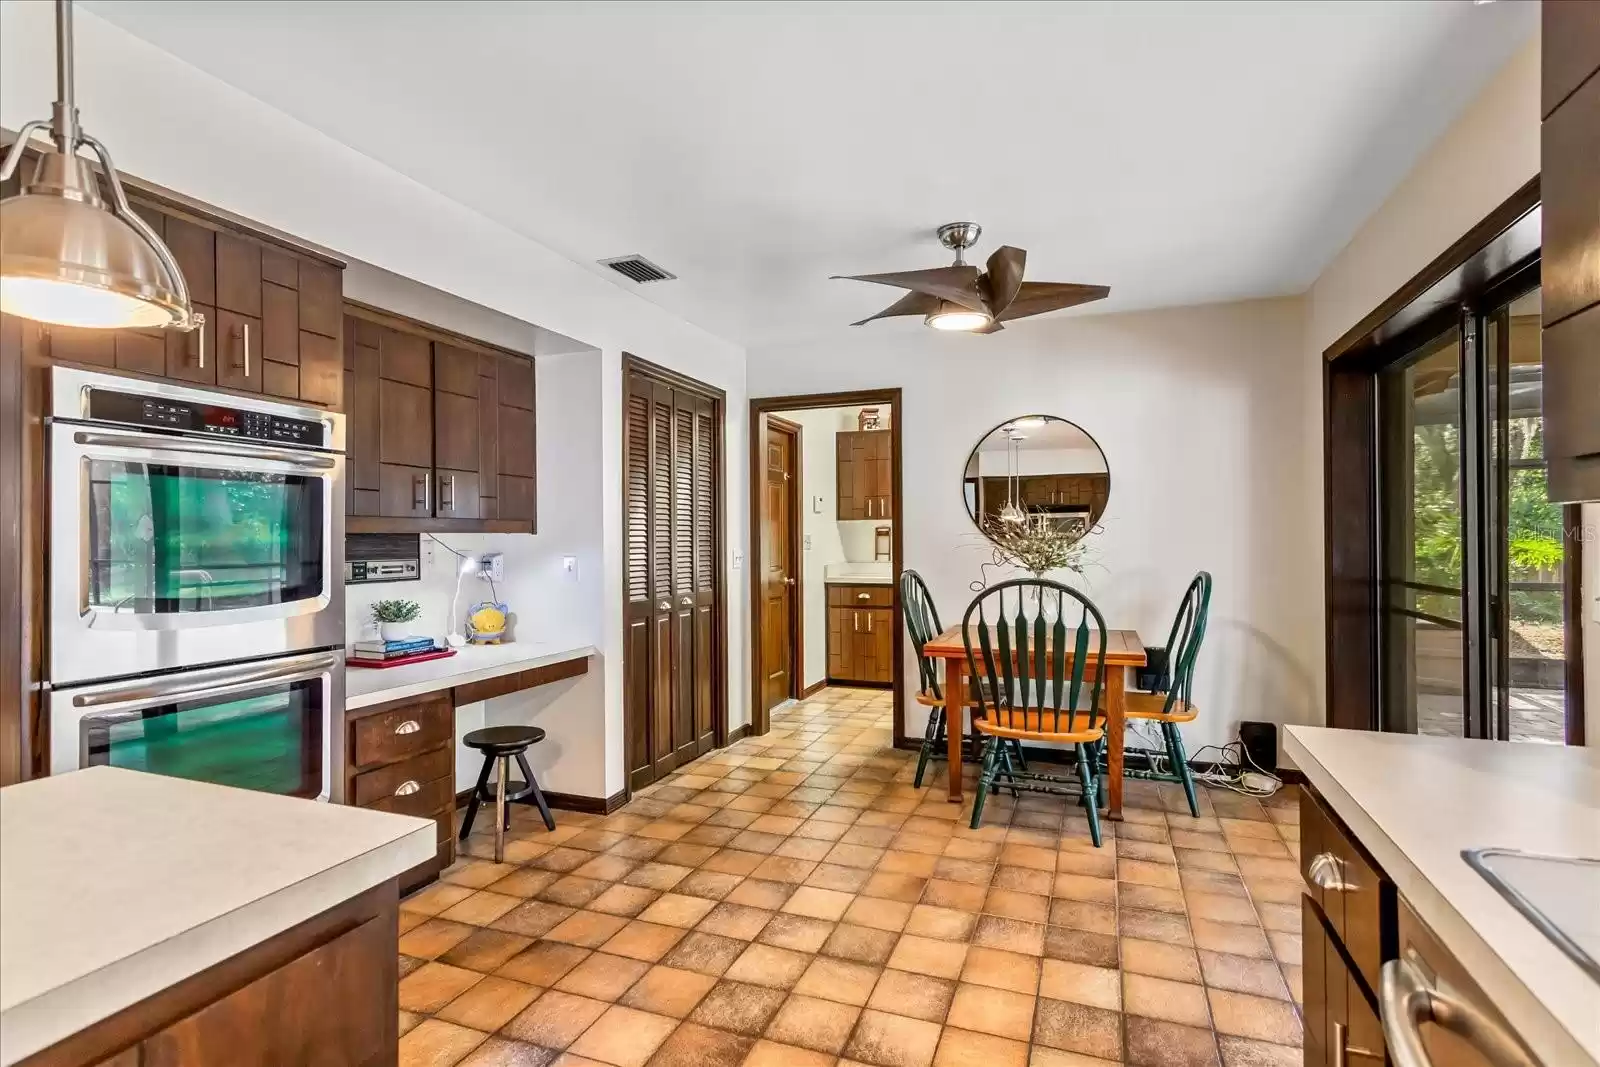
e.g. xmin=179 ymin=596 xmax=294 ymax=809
xmin=0 ymin=154 xmax=345 ymax=409
xmin=343 ymin=693 xmax=455 ymax=893
xmin=21 ymin=885 xmax=399 ymax=1067
xmin=1541 ymin=2 xmax=1600 ymax=502
xmin=837 ymin=429 xmax=893 ymax=520
xmin=623 ymin=360 xmax=723 ymax=792
xmin=827 ymin=583 xmax=893 ymax=686
xmin=344 ymin=305 xmax=537 ymax=533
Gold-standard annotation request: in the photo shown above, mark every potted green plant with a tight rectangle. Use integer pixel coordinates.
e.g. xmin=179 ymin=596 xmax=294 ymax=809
xmin=371 ymin=599 xmax=423 ymax=642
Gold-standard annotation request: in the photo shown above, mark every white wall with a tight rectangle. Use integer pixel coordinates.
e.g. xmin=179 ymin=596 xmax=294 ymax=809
xmin=749 ymin=298 xmax=1319 ymax=756
xmin=2 ymin=4 xmax=750 ymax=797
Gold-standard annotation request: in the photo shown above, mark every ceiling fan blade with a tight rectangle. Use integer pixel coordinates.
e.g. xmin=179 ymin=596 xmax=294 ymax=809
xmin=849 ymin=291 xmax=942 ymax=327
xmin=982 ymin=246 xmax=1026 ymax=316
xmin=832 ymin=265 xmax=986 ymax=312
xmin=996 ymin=281 xmax=1111 ymax=322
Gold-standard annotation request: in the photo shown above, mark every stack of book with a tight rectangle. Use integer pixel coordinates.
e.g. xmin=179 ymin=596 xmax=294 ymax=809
xmin=351 ymin=637 xmax=439 ymax=663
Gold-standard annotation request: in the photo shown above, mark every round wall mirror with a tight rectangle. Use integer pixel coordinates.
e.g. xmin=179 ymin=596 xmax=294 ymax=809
xmin=962 ymin=416 xmax=1109 ymax=542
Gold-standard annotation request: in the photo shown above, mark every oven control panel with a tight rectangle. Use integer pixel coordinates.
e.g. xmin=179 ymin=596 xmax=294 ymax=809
xmin=88 ymin=389 xmax=326 ymax=446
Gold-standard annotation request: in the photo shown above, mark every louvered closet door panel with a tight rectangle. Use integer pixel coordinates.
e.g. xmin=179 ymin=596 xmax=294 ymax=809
xmin=691 ymin=395 xmax=716 ymax=753
xmin=624 ymin=383 xmax=654 ymax=789
xmin=648 ymin=382 xmax=676 ymax=775
xmin=671 ymin=392 xmax=698 ymax=764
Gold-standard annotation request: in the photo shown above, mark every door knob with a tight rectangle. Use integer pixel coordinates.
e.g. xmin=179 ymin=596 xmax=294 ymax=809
xmin=658 ymin=600 xmax=670 ymax=611
xmin=680 ymin=595 xmax=693 ymax=606
xmin=783 ymin=577 xmax=795 ymax=586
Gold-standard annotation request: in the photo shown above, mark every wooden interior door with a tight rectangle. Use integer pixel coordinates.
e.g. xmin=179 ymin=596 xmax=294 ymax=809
xmin=623 ymin=359 xmax=725 ymax=792
xmin=762 ymin=418 xmax=799 ymax=714
xmin=648 ymin=380 xmax=676 ymax=779
xmin=690 ymin=395 xmax=718 ymax=755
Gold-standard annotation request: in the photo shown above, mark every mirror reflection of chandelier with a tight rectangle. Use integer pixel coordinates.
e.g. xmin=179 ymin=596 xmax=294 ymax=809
xmin=998 ymin=427 xmax=1028 ymax=526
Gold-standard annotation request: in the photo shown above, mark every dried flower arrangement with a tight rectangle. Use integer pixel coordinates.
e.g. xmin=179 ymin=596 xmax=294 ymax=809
xmin=973 ymin=512 xmax=1097 ymax=587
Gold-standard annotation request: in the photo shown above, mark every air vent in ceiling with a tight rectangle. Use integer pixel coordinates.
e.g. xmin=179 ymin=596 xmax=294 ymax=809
xmin=599 ymin=255 xmax=677 ymax=284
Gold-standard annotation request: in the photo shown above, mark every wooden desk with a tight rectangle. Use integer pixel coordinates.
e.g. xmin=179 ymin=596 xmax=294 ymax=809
xmin=920 ymin=626 xmax=1146 ymax=819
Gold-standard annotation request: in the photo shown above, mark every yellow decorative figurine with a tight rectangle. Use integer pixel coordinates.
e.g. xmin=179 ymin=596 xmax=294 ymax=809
xmin=466 ymin=601 xmax=508 ymax=644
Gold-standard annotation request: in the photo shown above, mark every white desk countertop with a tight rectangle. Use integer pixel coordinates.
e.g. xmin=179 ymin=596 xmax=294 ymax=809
xmin=1284 ymin=726 xmax=1600 ymax=1066
xmin=345 ymin=640 xmax=597 ymax=710
xmin=0 ymin=767 xmax=434 ymax=1065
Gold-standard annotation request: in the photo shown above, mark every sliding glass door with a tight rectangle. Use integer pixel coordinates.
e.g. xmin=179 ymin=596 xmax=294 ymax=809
xmin=1376 ymin=269 xmax=1577 ymax=742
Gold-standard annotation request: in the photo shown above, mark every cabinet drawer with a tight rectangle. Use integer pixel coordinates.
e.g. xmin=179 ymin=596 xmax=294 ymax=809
xmin=829 ymin=584 xmax=893 ymax=607
xmin=351 ymin=696 xmax=452 ymax=769
xmin=1301 ymin=787 xmax=1389 ymax=994
xmin=352 ymin=746 xmax=452 ymax=807
xmin=363 ymin=774 xmax=453 ymax=820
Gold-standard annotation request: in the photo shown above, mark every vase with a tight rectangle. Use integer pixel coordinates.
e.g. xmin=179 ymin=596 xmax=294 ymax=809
xmin=380 ymin=621 xmax=413 ymax=642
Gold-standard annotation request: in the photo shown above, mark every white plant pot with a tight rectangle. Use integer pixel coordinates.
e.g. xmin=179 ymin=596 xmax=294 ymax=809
xmin=380 ymin=621 xmax=414 ymax=642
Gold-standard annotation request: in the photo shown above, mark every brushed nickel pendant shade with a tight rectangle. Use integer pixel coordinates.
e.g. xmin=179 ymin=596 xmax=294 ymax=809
xmin=834 ymin=221 xmax=1109 ymax=333
xmin=0 ymin=0 xmax=199 ymax=332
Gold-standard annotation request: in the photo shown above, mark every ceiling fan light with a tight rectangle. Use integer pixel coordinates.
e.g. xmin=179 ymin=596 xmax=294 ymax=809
xmin=924 ymin=304 xmax=992 ymax=332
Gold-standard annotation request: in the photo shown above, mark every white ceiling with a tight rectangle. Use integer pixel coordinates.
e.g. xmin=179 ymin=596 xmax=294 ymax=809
xmin=83 ymin=0 xmax=1537 ymax=349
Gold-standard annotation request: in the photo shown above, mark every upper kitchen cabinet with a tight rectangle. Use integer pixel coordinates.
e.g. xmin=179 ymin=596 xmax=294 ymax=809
xmin=837 ymin=429 xmax=893 ymax=520
xmin=0 ymin=148 xmax=345 ymax=408
xmin=344 ymin=304 xmax=537 ymax=534
xmin=1541 ymin=2 xmax=1600 ymax=502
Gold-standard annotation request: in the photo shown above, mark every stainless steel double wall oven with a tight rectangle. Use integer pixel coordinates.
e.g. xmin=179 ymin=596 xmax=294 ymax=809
xmin=46 ymin=367 xmax=345 ymax=799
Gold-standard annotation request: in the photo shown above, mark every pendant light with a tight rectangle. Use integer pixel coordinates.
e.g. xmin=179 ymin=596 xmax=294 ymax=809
xmin=0 ymin=0 xmax=200 ymax=331
xmin=998 ymin=428 xmax=1027 ymax=526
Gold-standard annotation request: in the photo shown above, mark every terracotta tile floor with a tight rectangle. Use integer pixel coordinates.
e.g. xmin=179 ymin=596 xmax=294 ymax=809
xmin=397 ymin=687 xmax=1304 ymax=1067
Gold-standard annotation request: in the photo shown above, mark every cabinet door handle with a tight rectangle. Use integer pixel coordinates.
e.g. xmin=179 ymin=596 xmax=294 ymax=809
xmin=680 ymin=595 xmax=692 ymax=606
xmin=423 ymin=473 xmax=432 ymax=513
xmin=240 ymin=321 xmax=252 ymax=378
xmin=190 ymin=315 xmax=207 ymax=369
xmin=658 ymin=600 xmax=670 ymax=612
xmin=393 ymin=780 xmax=421 ymax=796
xmin=394 ymin=720 xmax=421 ymax=735
xmin=1332 ymin=1022 xmax=1382 ymax=1065
xmin=1308 ymin=852 xmax=1357 ymax=892
xmin=854 ymin=612 xmax=860 ymax=632
xmin=865 ymin=498 xmax=872 ymax=518
xmin=1381 ymin=957 xmax=1537 ymax=1067
xmin=867 ymin=612 xmax=872 ymax=632
xmin=413 ymin=475 xmax=426 ymax=510
xmin=443 ymin=474 xmax=455 ymax=512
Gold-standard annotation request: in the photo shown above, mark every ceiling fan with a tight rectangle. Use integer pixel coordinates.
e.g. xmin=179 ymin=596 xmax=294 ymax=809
xmin=834 ymin=222 xmax=1109 ymax=333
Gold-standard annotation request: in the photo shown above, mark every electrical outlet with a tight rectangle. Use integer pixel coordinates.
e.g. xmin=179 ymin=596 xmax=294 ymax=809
xmin=422 ymin=540 xmax=434 ymax=566
xmin=804 ymin=534 xmax=813 ymax=550
xmin=478 ymin=552 xmax=505 ymax=581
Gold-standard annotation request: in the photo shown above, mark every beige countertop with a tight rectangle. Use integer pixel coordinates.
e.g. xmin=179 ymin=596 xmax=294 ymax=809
xmin=346 ymin=641 xmax=597 ymax=710
xmin=0 ymin=767 xmax=434 ymax=1065
xmin=1285 ymin=726 xmax=1600 ymax=1066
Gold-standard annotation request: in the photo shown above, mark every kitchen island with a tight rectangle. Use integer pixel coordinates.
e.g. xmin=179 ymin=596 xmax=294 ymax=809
xmin=0 ymin=766 xmax=434 ymax=1067
xmin=1285 ymin=726 xmax=1600 ymax=1067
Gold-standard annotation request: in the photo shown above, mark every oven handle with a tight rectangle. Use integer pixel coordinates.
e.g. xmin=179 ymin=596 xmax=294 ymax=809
xmin=72 ymin=652 xmax=341 ymax=710
xmin=72 ymin=431 xmax=338 ymax=470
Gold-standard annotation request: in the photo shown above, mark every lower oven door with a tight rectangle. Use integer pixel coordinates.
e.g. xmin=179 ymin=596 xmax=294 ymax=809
xmin=49 ymin=650 xmax=343 ymax=801
xmin=49 ymin=422 xmax=344 ymax=685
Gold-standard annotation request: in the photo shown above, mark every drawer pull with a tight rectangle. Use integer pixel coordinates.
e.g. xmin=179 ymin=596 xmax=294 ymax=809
xmin=1381 ymin=956 xmax=1537 ymax=1067
xmin=394 ymin=720 xmax=421 ymax=735
xmin=858 ymin=592 xmax=870 ymax=600
xmin=1309 ymin=851 xmax=1357 ymax=892
xmin=393 ymin=780 xmax=421 ymax=797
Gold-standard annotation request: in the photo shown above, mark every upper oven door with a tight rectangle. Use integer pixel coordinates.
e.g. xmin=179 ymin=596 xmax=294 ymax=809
xmin=49 ymin=423 xmax=346 ymax=685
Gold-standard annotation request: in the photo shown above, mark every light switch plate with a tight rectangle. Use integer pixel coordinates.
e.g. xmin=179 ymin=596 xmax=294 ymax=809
xmin=804 ymin=534 xmax=813 ymax=550
xmin=732 ymin=551 xmax=744 ymax=570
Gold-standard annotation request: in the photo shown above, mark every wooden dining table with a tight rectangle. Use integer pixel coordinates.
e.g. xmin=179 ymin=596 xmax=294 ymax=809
xmin=919 ymin=625 xmax=1147 ymax=819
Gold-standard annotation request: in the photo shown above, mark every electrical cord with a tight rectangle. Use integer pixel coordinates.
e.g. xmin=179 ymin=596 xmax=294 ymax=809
xmin=1127 ymin=720 xmax=1282 ymax=798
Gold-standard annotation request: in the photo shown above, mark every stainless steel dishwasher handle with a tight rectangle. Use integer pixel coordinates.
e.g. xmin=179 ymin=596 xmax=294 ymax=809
xmin=1381 ymin=957 xmax=1538 ymax=1067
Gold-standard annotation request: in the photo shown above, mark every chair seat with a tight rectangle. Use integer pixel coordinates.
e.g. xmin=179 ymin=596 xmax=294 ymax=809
xmin=973 ymin=713 xmax=1103 ymax=744
xmin=464 ymin=725 xmax=547 ymax=755
xmin=1124 ymin=692 xmax=1198 ymax=722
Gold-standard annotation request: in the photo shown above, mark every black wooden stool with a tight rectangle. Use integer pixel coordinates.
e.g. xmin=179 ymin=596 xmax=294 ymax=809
xmin=459 ymin=726 xmax=555 ymax=862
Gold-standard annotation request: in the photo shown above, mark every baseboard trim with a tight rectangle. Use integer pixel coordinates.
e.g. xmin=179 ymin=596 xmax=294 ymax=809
xmin=455 ymin=785 xmax=628 ymax=816
xmin=726 ymin=723 xmax=752 ymax=743
xmin=799 ymin=679 xmax=827 ymax=699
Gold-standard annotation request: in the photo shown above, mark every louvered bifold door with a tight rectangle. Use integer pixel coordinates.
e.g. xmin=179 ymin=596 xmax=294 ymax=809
xmin=649 ymin=381 xmax=677 ymax=778
xmin=691 ymin=395 xmax=717 ymax=754
xmin=671 ymin=390 xmax=699 ymax=764
xmin=624 ymin=381 xmax=655 ymax=790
